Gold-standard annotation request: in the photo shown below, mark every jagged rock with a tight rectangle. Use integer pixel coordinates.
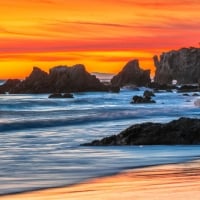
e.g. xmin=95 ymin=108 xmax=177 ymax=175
xmin=82 ymin=118 xmax=200 ymax=145
xmin=48 ymin=65 xmax=107 ymax=92
xmin=11 ymin=67 xmax=49 ymax=93
xmin=154 ymin=47 xmax=200 ymax=84
xmin=131 ymin=90 xmax=156 ymax=104
xmin=0 ymin=79 xmax=21 ymax=93
xmin=111 ymin=59 xmax=151 ymax=87
xmin=3 ymin=65 xmax=107 ymax=94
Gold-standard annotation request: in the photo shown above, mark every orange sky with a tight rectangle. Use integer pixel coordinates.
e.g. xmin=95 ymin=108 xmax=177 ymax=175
xmin=0 ymin=0 xmax=200 ymax=79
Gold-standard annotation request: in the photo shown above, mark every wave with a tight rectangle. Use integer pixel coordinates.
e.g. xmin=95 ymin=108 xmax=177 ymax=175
xmin=0 ymin=111 xmax=137 ymax=132
xmin=0 ymin=106 xmax=191 ymax=132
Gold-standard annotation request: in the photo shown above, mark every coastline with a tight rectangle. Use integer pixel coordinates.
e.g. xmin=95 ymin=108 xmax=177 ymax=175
xmin=1 ymin=159 xmax=200 ymax=200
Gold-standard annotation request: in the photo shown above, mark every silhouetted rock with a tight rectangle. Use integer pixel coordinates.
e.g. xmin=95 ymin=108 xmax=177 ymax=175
xmin=0 ymin=79 xmax=21 ymax=93
xmin=48 ymin=93 xmax=74 ymax=98
xmin=154 ymin=47 xmax=200 ymax=84
xmin=63 ymin=93 xmax=74 ymax=98
xmin=131 ymin=95 xmax=156 ymax=104
xmin=48 ymin=93 xmax=63 ymax=98
xmin=4 ymin=65 xmax=107 ymax=94
xmin=194 ymin=99 xmax=200 ymax=107
xmin=111 ymin=60 xmax=151 ymax=87
xmin=148 ymin=82 xmax=177 ymax=92
xmin=177 ymin=85 xmax=200 ymax=93
xmin=12 ymin=67 xmax=49 ymax=93
xmin=48 ymin=65 xmax=107 ymax=92
xmin=131 ymin=90 xmax=156 ymax=104
xmin=83 ymin=118 xmax=200 ymax=145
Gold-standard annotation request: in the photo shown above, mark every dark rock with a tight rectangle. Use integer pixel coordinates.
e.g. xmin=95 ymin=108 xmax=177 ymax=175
xmin=108 ymin=85 xmax=120 ymax=93
xmin=48 ymin=93 xmax=63 ymax=98
xmin=154 ymin=47 xmax=200 ymax=84
xmin=11 ymin=67 xmax=49 ymax=93
xmin=83 ymin=118 xmax=200 ymax=145
xmin=4 ymin=65 xmax=107 ymax=94
xmin=63 ymin=93 xmax=74 ymax=98
xmin=48 ymin=65 xmax=106 ymax=92
xmin=111 ymin=59 xmax=151 ymax=87
xmin=48 ymin=93 xmax=74 ymax=98
xmin=182 ymin=93 xmax=190 ymax=96
xmin=131 ymin=95 xmax=156 ymax=104
xmin=131 ymin=90 xmax=156 ymax=104
xmin=192 ymin=93 xmax=199 ymax=96
xmin=149 ymin=82 xmax=177 ymax=92
xmin=131 ymin=95 xmax=144 ymax=103
xmin=178 ymin=85 xmax=199 ymax=93
xmin=143 ymin=90 xmax=155 ymax=98
xmin=0 ymin=79 xmax=21 ymax=93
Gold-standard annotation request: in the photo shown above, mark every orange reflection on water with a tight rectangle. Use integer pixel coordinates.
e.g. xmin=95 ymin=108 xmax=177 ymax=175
xmin=1 ymin=161 xmax=200 ymax=200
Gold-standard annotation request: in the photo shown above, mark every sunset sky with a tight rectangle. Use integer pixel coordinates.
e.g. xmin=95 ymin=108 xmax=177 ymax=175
xmin=0 ymin=0 xmax=200 ymax=79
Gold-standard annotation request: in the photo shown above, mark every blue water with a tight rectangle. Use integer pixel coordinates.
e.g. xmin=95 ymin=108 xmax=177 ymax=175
xmin=0 ymin=89 xmax=200 ymax=194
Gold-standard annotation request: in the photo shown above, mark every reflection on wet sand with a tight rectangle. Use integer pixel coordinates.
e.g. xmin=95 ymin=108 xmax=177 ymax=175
xmin=1 ymin=160 xmax=200 ymax=200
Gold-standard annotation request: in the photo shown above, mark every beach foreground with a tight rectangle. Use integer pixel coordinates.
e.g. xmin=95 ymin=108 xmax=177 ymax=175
xmin=1 ymin=160 xmax=200 ymax=200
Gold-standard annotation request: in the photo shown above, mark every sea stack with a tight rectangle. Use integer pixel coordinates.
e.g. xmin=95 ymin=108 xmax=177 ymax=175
xmin=111 ymin=59 xmax=151 ymax=87
xmin=48 ymin=65 xmax=106 ymax=92
xmin=0 ymin=65 xmax=108 ymax=94
xmin=153 ymin=47 xmax=200 ymax=84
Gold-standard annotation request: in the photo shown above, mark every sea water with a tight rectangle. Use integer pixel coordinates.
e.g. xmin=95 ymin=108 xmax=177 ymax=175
xmin=0 ymin=88 xmax=200 ymax=194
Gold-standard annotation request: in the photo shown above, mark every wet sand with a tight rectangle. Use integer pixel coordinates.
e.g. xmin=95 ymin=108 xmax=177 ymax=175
xmin=1 ymin=160 xmax=200 ymax=200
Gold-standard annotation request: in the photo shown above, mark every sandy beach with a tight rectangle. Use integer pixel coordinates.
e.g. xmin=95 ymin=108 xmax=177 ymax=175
xmin=1 ymin=160 xmax=200 ymax=200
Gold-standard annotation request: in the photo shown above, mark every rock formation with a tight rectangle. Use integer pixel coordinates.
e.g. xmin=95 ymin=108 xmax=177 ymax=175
xmin=83 ymin=118 xmax=200 ymax=145
xmin=131 ymin=90 xmax=156 ymax=104
xmin=177 ymin=85 xmax=200 ymax=93
xmin=48 ymin=65 xmax=106 ymax=92
xmin=0 ymin=65 xmax=108 ymax=94
xmin=0 ymin=79 xmax=21 ymax=94
xmin=13 ymin=67 xmax=50 ymax=93
xmin=111 ymin=60 xmax=151 ymax=87
xmin=154 ymin=47 xmax=200 ymax=84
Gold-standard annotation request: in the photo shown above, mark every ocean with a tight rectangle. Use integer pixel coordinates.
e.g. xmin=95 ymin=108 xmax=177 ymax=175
xmin=0 ymin=88 xmax=200 ymax=195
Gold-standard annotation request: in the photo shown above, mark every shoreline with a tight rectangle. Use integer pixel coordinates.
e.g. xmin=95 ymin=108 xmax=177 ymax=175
xmin=1 ymin=159 xmax=200 ymax=200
